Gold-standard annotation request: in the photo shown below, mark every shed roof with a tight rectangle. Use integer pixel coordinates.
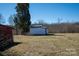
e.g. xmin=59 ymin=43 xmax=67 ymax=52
xmin=0 ymin=24 xmax=13 ymax=29
xmin=31 ymin=25 xmax=47 ymax=28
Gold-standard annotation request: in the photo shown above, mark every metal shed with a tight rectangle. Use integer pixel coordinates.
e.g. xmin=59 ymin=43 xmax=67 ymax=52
xmin=29 ymin=25 xmax=48 ymax=35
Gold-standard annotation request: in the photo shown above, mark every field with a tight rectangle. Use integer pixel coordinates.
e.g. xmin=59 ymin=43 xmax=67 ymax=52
xmin=1 ymin=33 xmax=79 ymax=56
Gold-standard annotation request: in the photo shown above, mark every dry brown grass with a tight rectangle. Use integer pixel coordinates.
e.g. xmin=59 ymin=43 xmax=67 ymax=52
xmin=1 ymin=33 xmax=79 ymax=56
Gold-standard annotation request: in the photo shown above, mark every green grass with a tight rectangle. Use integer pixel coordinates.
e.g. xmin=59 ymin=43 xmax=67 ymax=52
xmin=1 ymin=33 xmax=79 ymax=56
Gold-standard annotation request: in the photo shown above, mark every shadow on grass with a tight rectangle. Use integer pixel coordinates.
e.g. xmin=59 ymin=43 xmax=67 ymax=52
xmin=0 ymin=52 xmax=4 ymax=56
xmin=0 ymin=42 xmax=22 ymax=51
xmin=26 ymin=33 xmax=64 ymax=36
xmin=48 ymin=34 xmax=64 ymax=36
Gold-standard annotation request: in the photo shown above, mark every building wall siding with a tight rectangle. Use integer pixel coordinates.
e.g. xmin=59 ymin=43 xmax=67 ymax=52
xmin=0 ymin=25 xmax=13 ymax=51
xmin=30 ymin=28 xmax=48 ymax=35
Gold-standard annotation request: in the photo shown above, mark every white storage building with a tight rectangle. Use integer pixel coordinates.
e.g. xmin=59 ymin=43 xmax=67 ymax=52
xmin=29 ymin=25 xmax=48 ymax=35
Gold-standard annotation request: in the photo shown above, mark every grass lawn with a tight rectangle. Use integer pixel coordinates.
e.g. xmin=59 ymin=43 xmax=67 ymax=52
xmin=1 ymin=33 xmax=79 ymax=56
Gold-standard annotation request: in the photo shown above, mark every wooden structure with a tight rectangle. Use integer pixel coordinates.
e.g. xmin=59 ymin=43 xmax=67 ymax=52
xmin=0 ymin=24 xmax=13 ymax=50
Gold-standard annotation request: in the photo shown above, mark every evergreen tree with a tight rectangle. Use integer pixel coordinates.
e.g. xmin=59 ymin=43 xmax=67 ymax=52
xmin=16 ymin=3 xmax=31 ymax=34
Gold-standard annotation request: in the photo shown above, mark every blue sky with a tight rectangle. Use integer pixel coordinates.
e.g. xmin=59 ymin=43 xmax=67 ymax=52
xmin=0 ymin=3 xmax=16 ymax=24
xmin=0 ymin=3 xmax=79 ymax=25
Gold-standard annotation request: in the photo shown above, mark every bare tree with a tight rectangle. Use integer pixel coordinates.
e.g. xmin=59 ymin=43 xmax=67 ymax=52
xmin=37 ymin=20 xmax=47 ymax=25
xmin=0 ymin=14 xmax=5 ymax=24
xmin=57 ymin=17 xmax=62 ymax=24
xmin=8 ymin=15 xmax=15 ymax=26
